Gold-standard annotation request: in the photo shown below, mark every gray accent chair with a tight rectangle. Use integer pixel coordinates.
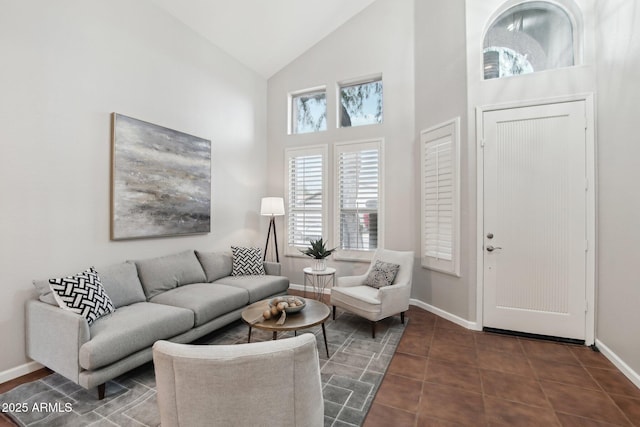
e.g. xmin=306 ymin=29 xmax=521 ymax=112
xmin=330 ymin=249 xmax=414 ymax=338
xmin=153 ymin=334 xmax=324 ymax=427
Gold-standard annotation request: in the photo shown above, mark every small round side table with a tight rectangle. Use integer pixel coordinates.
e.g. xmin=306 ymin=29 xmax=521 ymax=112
xmin=303 ymin=267 xmax=336 ymax=303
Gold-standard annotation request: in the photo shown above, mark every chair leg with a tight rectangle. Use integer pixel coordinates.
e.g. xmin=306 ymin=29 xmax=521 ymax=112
xmin=332 ymin=305 xmax=336 ymax=320
xmin=98 ymin=383 xmax=105 ymax=400
xmin=371 ymin=321 xmax=376 ymax=339
xmin=401 ymin=311 xmax=405 ymax=324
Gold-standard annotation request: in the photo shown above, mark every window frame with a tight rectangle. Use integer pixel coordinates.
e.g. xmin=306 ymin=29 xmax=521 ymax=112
xmin=420 ymin=118 xmax=461 ymax=277
xmin=288 ymin=86 xmax=327 ymax=135
xmin=284 ymin=145 xmax=329 ymax=257
xmin=482 ymin=0 xmax=581 ymax=80
xmin=333 ymin=138 xmax=384 ymax=262
xmin=337 ymin=75 xmax=383 ymax=128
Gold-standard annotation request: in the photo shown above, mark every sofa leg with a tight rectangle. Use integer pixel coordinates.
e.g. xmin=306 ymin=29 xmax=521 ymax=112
xmin=332 ymin=305 xmax=336 ymax=320
xmin=371 ymin=321 xmax=376 ymax=339
xmin=401 ymin=311 xmax=405 ymax=324
xmin=98 ymin=383 xmax=105 ymax=400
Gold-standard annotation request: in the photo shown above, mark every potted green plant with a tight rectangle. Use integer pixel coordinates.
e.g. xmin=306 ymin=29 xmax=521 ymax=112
xmin=300 ymin=238 xmax=337 ymax=271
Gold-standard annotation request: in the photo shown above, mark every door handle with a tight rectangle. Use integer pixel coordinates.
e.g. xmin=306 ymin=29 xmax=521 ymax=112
xmin=486 ymin=245 xmax=502 ymax=252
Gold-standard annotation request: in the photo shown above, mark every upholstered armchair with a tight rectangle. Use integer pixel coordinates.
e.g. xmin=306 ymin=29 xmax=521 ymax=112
xmin=330 ymin=249 xmax=414 ymax=338
xmin=153 ymin=334 xmax=324 ymax=427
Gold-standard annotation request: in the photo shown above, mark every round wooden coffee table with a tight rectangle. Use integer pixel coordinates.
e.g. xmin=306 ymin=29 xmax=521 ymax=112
xmin=241 ymin=297 xmax=330 ymax=357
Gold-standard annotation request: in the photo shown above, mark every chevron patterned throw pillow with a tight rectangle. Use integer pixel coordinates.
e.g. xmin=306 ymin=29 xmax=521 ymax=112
xmin=49 ymin=267 xmax=115 ymax=325
xmin=231 ymin=246 xmax=266 ymax=276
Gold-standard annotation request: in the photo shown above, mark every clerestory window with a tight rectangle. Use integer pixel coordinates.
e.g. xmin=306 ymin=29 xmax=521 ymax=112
xmin=338 ymin=77 xmax=383 ymax=128
xmin=290 ymin=88 xmax=327 ymax=134
xmin=483 ymin=1 xmax=577 ymax=79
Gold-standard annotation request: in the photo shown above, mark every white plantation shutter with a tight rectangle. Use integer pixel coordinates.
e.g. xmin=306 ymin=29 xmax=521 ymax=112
xmin=334 ymin=140 xmax=383 ymax=260
xmin=285 ymin=146 xmax=327 ymax=253
xmin=424 ymin=137 xmax=453 ymax=259
xmin=421 ymin=119 xmax=460 ymax=276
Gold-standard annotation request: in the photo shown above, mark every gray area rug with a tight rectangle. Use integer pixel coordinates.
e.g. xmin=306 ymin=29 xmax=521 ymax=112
xmin=1 ymin=308 xmax=406 ymax=427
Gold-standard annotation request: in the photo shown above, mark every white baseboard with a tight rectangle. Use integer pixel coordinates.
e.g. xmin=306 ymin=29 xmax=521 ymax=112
xmin=289 ymin=284 xmax=480 ymax=330
xmin=0 ymin=361 xmax=44 ymax=385
xmin=289 ymin=283 xmax=331 ymax=295
xmin=409 ymin=298 xmax=481 ymax=331
xmin=595 ymin=339 xmax=640 ymax=389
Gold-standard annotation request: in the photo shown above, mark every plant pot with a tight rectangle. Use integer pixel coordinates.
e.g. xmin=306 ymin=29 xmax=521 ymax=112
xmin=312 ymin=258 xmax=327 ymax=271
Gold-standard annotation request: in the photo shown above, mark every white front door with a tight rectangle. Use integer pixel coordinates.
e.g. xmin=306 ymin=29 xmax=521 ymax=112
xmin=482 ymin=101 xmax=587 ymax=340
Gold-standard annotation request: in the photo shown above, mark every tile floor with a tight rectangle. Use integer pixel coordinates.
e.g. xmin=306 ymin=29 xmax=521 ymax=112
xmin=363 ymin=306 xmax=640 ymax=426
xmin=1 ymin=304 xmax=638 ymax=427
xmin=0 ymin=369 xmax=52 ymax=427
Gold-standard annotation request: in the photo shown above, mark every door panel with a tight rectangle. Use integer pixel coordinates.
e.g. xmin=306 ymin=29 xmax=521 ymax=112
xmin=483 ymin=101 xmax=586 ymax=340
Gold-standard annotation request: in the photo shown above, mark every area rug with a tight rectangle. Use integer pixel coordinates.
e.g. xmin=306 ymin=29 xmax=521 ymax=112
xmin=1 ymin=309 xmax=406 ymax=427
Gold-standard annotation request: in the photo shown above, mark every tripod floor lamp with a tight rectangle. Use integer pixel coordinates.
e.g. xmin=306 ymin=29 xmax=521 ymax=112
xmin=261 ymin=197 xmax=285 ymax=262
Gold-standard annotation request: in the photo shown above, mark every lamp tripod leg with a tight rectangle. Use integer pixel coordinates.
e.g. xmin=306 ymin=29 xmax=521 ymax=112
xmin=263 ymin=219 xmax=273 ymax=261
xmin=264 ymin=217 xmax=279 ymax=262
xmin=272 ymin=217 xmax=279 ymax=263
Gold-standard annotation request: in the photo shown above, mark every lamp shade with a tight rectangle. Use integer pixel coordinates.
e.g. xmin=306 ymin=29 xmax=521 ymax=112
xmin=260 ymin=197 xmax=285 ymax=216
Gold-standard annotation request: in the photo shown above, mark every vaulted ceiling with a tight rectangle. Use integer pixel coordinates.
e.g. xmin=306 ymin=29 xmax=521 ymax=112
xmin=150 ymin=0 xmax=377 ymax=79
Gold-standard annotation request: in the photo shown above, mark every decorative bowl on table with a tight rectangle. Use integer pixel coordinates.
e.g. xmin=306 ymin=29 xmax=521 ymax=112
xmin=269 ymin=296 xmax=306 ymax=314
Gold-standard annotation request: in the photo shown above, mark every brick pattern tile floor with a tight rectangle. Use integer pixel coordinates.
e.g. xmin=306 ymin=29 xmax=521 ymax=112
xmin=364 ymin=306 xmax=640 ymax=427
xmin=2 ymin=303 xmax=638 ymax=427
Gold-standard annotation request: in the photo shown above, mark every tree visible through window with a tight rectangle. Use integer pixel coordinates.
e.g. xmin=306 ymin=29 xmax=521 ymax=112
xmin=291 ymin=89 xmax=327 ymax=134
xmin=483 ymin=1 xmax=576 ymax=79
xmin=339 ymin=79 xmax=383 ymax=127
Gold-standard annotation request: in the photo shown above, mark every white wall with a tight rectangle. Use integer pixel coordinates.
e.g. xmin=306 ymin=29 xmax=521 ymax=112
xmin=266 ymin=0 xmax=415 ymax=285
xmin=414 ymin=0 xmax=472 ymax=320
xmin=466 ymin=0 xmax=597 ymax=106
xmin=595 ymin=0 xmax=640 ymax=379
xmin=0 ymin=0 xmax=267 ymax=375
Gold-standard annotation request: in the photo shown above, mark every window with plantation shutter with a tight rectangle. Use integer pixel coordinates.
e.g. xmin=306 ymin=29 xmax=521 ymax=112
xmin=334 ymin=139 xmax=383 ymax=261
xmin=285 ymin=146 xmax=327 ymax=255
xmin=421 ymin=118 xmax=460 ymax=276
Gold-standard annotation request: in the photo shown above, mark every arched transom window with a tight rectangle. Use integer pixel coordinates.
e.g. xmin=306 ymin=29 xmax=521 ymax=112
xmin=484 ymin=1 xmax=577 ymax=79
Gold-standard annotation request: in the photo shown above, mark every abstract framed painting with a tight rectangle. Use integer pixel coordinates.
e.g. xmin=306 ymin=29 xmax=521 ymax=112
xmin=111 ymin=113 xmax=211 ymax=240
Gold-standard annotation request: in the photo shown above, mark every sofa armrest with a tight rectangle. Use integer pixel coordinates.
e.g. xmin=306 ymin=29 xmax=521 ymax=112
xmin=336 ymin=274 xmax=367 ymax=288
xmin=263 ymin=262 xmax=281 ymax=276
xmin=378 ymin=282 xmax=411 ymax=317
xmin=26 ymin=300 xmax=90 ymax=383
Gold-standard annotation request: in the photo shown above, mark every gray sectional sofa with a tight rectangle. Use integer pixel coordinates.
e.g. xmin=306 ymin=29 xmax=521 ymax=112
xmin=26 ymin=250 xmax=289 ymax=399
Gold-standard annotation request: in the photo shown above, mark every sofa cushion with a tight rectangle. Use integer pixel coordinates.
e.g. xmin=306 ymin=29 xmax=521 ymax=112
xmin=195 ymin=251 xmax=233 ymax=282
xmin=32 ymin=278 xmax=59 ymax=306
xmin=214 ymin=275 xmax=289 ymax=304
xmin=149 ymin=283 xmax=249 ymax=327
xmin=98 ymin=262 xmax=146 ymax=308
xmin=48 ymin=267 xmax=115 ymax=325
xmin=133 ymin=250 xmax=206 ymax=299
xmin=34 ymin=267 xmax=91 ymax=306
xmin=231 ymin=246 xmax=265 ymax=276
xmin=263 ymin=261 xmax=282 ymax=276
xmin=79 ymin=302 xmax=193 ymax=370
